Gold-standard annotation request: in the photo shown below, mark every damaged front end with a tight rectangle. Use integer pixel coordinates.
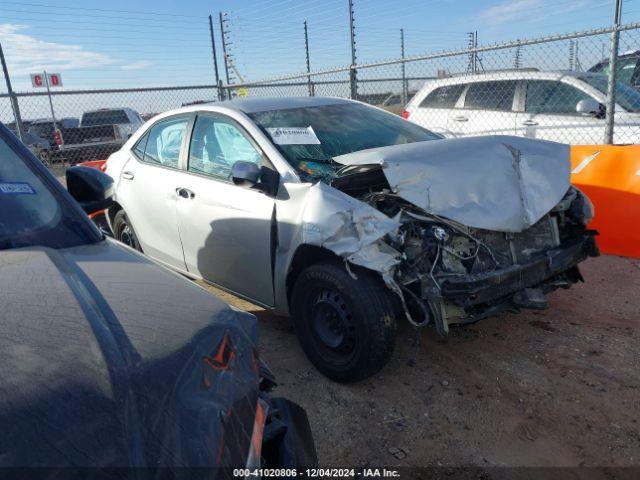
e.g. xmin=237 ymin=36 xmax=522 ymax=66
xmin=330 ymin=136 xmax=599 ymax=335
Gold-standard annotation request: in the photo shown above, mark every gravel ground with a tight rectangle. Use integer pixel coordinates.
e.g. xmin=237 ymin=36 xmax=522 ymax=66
xmin=199 ymin=255 xmax=640 ymax=468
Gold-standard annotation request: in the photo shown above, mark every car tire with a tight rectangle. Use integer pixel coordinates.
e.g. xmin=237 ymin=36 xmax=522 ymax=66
xmin=112 ymin=210 xmax=142 ymax=252
xmin=291 ymin=262 xmax=397 ymax=383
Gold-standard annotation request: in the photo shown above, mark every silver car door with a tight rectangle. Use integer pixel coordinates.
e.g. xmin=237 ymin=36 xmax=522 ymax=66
xmin=116 ymin=115 xmax=190 ymax=270
xmin=175 ymin=112 xmax=276 ymax=307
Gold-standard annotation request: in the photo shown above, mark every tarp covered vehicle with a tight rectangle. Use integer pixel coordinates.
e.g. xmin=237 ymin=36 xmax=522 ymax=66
xmin=0 ymin=123 xmax=316 ymax=475
xmin=104 ymin=98 xmax=599 ymax=383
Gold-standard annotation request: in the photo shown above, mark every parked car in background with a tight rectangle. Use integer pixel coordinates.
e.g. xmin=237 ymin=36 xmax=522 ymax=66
xmin=588 ymin=49 xmax=640 ymax=91
xmin=0 ymin=122 xmax=317 ymax=470
xmin=80 ymin=107 xmax=144 ymax=139
xmin=27 ymin=117 xmax=79 ymax=148
xmin=22 ymin=131 xmax=52 ymax=165
xmin=103 ymin=97 xmax=598 ymax=382
xmin=404 ymin=70 xmax=640 ymax=144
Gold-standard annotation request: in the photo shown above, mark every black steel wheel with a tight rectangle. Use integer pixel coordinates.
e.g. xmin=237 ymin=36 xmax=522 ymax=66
xmin=291 ymin=262 xmax=397 ymax=382
xmin=112 ymin=210 xmax=142 ymax=252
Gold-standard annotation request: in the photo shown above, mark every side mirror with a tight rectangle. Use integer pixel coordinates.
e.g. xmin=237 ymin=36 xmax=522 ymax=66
xmin=576 ymin=98 xmax=605 ymax=117
xmin=66 ymin=166 xmax=114 ymax=214
xmin=231 ymin=161 xmax=261 ymax=187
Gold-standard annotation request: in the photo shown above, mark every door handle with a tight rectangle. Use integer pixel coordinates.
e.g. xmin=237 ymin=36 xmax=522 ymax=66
xmin=453 ymin=115 xmax=468 ymax=122
xmin=176 ymin=187 xmax=195 ymax=199
xmin=122 ymin=171 xmax=135 ymax=180
xmin=521 ymin=120 xmax=538 ymax=126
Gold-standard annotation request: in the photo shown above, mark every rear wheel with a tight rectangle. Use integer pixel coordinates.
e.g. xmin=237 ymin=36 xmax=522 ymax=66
xmin=291 ymin=262 xmax=397 ymax=382
xmin=112 ymin=210 xmax=142 ymax=252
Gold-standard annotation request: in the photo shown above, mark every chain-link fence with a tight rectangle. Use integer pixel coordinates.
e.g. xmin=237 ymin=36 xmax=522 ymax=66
xmin=2 ymin=22 xmax=640 ymax=167
xmin=0 ymin=85 xmax=219 ymax=164
xmin=220 ymin=22 xmax=640 ymax=146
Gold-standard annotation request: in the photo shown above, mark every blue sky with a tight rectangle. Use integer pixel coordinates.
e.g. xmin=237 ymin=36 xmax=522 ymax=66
xmin=1 ymin=0 xmax=640 ymax=122
xmin=1 ymin=0 xmax=639 ymax=92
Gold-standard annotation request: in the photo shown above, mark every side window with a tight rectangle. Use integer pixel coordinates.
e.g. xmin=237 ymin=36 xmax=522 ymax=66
xmin=464 ymin=81 xmax=517 ymax=111
xmin=525 ymin=81 xmax=592 ymax=114
xmin=419 ymin=84 xmax=465 ymax=108
xmin=188 ymin=114 xmax=262 ymax=182
xmin=133 ymin=132 xmax=148 ymax=160
xmin=142 ymin=116 xmax=189 ymax=168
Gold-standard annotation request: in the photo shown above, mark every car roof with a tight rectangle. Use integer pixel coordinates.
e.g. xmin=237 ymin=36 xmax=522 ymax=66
xmin=421 ymin=69 xmax=593 ymax=86
xmin=82 ymin=108 xmax=132 ymax=114
xmin=211 ymin=96 xmax=355 ymax=114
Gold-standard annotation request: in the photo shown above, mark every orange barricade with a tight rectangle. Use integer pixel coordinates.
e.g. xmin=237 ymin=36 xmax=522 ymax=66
xmin=571 ymin=145 xmax=640 ymax=259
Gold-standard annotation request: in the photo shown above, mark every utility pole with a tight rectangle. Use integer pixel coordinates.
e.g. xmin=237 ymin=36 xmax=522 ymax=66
xmin=209 ymin=15 xmax=222 ymax=101
xmin=348 ymin=0 xmax=357 ymax=100
xmin=569 ymin=40 xmax=575 ymax=70
xmin=219 ymin=11 xmax=231 ymax=99
xmin=604 ymin=0 xmax=623 ymax=144
xmin=304 ymin=20 xmax=314 ymax=96
xmin=514 ymin=45 xmax=522 ymax=69
xmin=400 ymin=28 xmax=407 ymax=105
xmin=0 ymin=41 xmax=25 ymax=141
xmin=467 ymin=32 xmax=477 ymax=73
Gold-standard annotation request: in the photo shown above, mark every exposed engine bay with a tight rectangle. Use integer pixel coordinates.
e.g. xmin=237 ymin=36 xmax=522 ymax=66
xmin=325 ymin=136 xmax=599 ymax=335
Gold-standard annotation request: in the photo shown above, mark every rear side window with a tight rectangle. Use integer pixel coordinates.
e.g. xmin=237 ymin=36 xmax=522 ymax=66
xmin=525 ymin=80 xmax=592 ymax=114
xmin=133 ymin=132 xmax=149 ymax=160
xmin=136 ymin=117 xmax=189 ymax=168
xmin=82 ymin=110 xmax=130 ymax=126
xmin=419 ymin=84 xmax=465 ymax=108
xmin=464 ymin=81 xmax=517 ymax=111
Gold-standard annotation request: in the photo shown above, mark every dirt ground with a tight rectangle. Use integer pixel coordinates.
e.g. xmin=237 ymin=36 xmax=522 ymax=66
xmin=199 ymin=255 xmax=640 ymax=468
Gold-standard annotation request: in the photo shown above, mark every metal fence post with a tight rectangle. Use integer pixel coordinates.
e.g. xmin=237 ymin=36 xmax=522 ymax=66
xmin=0 ymin=41 xmax=26 ymax=141
xmin=209 ymin=15 xmax=222 ymax=101
xmin=400 ymin=28 xmax=407 ymax=105
xmin=348 ymin=0 xmax=358 ymax=99
xmin=304 ymin=21 xmax=315 ymax=96
xmin=604 ymin=0 xmax=623 ymax=144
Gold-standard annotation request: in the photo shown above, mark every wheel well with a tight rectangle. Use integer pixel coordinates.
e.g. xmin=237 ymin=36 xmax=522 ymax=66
xmin=286 ymin=245 xmax=341 ymax=307
xmin=107 ymin=202 xmax=123 ymax=227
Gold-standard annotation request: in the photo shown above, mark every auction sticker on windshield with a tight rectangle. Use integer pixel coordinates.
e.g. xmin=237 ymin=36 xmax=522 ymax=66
xmin=0 ymin=182 xmax=36 ymax=195
xmin=267 ymin=126 xmax=321 ymax=145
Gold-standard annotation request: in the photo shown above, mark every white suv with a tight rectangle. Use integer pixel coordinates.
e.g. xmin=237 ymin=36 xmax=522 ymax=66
xmin=404 ymin=70 xmax=640 ymax=144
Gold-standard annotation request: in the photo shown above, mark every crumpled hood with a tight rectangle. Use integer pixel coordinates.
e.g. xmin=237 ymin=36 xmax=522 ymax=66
xmin=334 ymin=135 xmax=571 ymax=232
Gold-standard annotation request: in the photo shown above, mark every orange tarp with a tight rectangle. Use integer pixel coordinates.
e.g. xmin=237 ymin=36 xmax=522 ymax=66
xmin=571 ymin=145 xmax=640 ymax=259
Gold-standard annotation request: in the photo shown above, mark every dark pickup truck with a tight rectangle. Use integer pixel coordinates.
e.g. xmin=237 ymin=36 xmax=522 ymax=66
xmin=51 ymin=123 xmax=126 ymax=164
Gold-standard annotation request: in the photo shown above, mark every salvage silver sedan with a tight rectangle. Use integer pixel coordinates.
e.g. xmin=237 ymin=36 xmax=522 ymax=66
xmin=104 ymin=97 xmax=599 ymax=382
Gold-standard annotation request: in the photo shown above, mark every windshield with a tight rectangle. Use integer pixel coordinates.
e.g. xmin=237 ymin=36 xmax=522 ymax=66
xmin=579 ymin=73 xmax=640 ymax=112
xmin=588 ymin=55 xmax=638 ymax=86
xmin=249 ymin=102 xmax=441 ymax=182
xmin=82 ymin=110 xmax=129 ymax=126
xmin=0 ymin=128 xmax=99 ymax=250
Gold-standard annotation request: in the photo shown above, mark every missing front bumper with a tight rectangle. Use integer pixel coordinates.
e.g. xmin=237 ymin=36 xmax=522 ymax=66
xmin=438 ymin=235 xmax=598 ymax=308
xmin=407 ymin=234 xmax=598 ymax=332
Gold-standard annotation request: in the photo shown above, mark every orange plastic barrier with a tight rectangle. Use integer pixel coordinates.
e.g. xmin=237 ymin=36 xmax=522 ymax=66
xmin=571 ymin=145 xmax=640 ymax=258
xmin=77 ymin=159 xmax=106 ymax=171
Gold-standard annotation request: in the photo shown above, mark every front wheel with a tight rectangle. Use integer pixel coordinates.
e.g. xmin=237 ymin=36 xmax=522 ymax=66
xmin=112 ymin=210 xmax=142 ymax=252
xmin=291 ymin=262 xmax=397 ymax=382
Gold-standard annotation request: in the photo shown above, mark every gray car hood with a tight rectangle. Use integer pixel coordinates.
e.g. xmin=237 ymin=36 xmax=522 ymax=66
xmin=334 ymin=135 xmax=571 ymax=232
xmin=0 ymin=239 xmax=259 ymax=467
